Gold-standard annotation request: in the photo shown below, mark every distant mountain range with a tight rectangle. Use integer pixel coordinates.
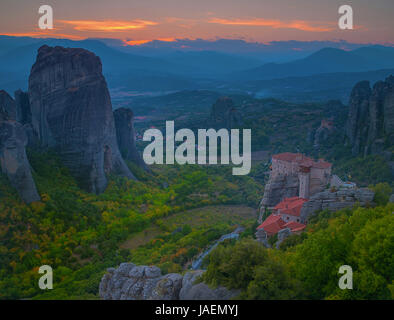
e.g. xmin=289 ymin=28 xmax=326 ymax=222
xmin=235 ymin=68 xmax=394 ymax=103
xmin=0 ymin=35 xmax=393 ymax=103
xmin=233 ymin=46 xmax=394 ymax=80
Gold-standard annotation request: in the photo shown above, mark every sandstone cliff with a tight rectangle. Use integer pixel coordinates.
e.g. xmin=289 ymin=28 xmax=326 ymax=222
xmin=0 ymin=90 xmax=17 ymax=121
xmin=28 ymin=45 xmax=136 ymax=193
xmin=0 ymin=119 xmax=40 ymax=203
xmin=299 ymin=187 xmax=375 ymax=222
xmin=259 ymin=174 xmax=299 ymax=209
xmin=99 ymin=263 xmax=238 ymax=300
xmin=113 ymin=108 xmax=146 ymax=169
xmin=346 ymin=76 xmax=394 ymax=156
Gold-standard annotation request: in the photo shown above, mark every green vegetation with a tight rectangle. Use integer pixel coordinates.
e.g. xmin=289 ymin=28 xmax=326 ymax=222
xmin=203 ymin=203 xmax=394 ymax=300
xmin=333 ymin=155 xmax=393 ymax=186
xmin=0 ymin=151 xmax=262 ymax=300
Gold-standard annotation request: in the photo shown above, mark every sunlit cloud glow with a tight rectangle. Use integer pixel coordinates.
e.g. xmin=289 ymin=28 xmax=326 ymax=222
xmin=59 ymin=19 xmax=158 ymax=32
xmin=123 ymin=37 xmax=176 ymax=46
xmin=1 ymin=31 xmax=85 ymax=40
xmin=208 ymin=18 xmax=335 ymax=32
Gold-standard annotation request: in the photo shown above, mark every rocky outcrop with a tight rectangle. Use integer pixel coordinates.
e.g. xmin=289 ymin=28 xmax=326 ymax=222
xmin=276 ymin=228 xmax=292 ymax=249
xmin=99 ymin=263 xmax=182 ymax=300
xmin=0 ymin=90 xmax=17 ymax=121
xmin=0 ymin=120 xmax=40 ymax=203
xmin=179 ymin=270 xmax=239 ymax=300
xmin=99 ymin=263 xmax=239 ymax=300
xmin=210 ymin=97 xmax=242 ymax=129
xmin=346 ymin=76 xmax=394 ymax=156
xmin=113 ymin=108 xmax=146 ymax=169
xmin=260 ymin=174 xmax=299 ymax=208
xmin=14 ymin=89 xmax=38 ymax=147
xmin=313 ymin=119 xmax=335 ymax=147
xmin=255 ymin=228 xmax=270 ymax=247
xmin=300 ymin=188 xmax=375 ymax=221
xmin=28 ymin=45 xmax=135 ymax=193
xmin=14 ymin=90 xmax=32 ymax=125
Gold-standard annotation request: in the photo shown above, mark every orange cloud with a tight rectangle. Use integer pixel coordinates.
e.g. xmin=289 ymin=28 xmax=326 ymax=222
xmin=123 ymin=37 xmax=176 ymax=46
xmin=208 ymin=18 xmax=335 ymax=32
xmin=1 ymin=31 xmax=85 ymax=40
xmin=59 ymin=19 xmax=158 ymax=32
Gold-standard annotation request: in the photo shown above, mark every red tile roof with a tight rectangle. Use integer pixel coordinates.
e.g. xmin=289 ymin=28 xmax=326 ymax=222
xmin=272 ymin=152 xmax=331 ymax=169
xmin=257 ymin=214 xmax=285 ymax=235
xmin=274 ymin=197 xmax=308 ymax=217
xmin=257 ymin=214 xmax=307 ymax=235
xmin=272 ymin=152 xmax=302 ymax=162
xmin=283 ymin=221 xmax=307 ymax=232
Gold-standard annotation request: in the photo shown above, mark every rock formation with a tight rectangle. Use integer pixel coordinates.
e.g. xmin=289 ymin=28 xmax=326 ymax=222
xmin=346 ymin=76 xmax=394 ymax=156
xmin=14 ymin=89 xmax=38 ymax=148
xmin=210 ymin=97 xmax=242 ymax=129
xmin=28 ymin=45 xmax=136 ymax=193
xmin=299 ymin=187 xmax=375 ymax=221
xmin=113 ymin=108 xmax=146 ymax=169
xmin=255 ymin=228 xmax=270 ymax=247
xmin=14 ymin=90 xmax=32 ymax=125
xmin=0 ymin=119 xmax=40 ymax=203
xmin=276 ymin=228 xmax=292 ymax=249
xmin=99 ymin=263 xmax=239 ymax=300
xmin=260 ymin=174 xmax=299 ymax=209
xmin=313 ymin=119 xmax=335 ymax=147
xmin=179 ymin=270 xmax=239 ymax=300
xmin=0 ymin=90 xmax=17 ymax=120
xmin=99 ymin=263 xmax=182 ymax=300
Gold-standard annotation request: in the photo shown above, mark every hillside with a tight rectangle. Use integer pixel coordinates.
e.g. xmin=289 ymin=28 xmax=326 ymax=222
xmin=235 ymin=46 xmax=394 ymax=81
xmin=0 ymin=151 xmax=262 ymax=299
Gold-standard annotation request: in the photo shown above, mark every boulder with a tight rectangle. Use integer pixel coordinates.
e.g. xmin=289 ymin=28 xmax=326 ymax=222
xmin=99 ymin=264 xmax=238 ymax=300
xmin=28 ymin=45 xmax=136 ymax=193
xmin=99 ymin=263 xmax=182 ymax=300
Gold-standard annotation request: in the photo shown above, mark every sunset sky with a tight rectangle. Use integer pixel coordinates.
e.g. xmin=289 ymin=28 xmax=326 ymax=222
xmin=1 ymin=0 xmax=393 ymax=45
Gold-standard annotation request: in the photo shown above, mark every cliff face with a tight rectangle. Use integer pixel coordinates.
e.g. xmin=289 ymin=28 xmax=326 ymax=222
xmin=0 ymin=90 xmax=17 ymax=121
xmin=260 ymin=174 xmax=299 ymax=209
xmin=300 ymin=188 xmax=375 ymax=222
xmin=14 ymin=90 xmax=32 ymax=125
xmin=346 ymin=76 xmax=394 ymax=156
xmin=113 ymin=108 xmax=146 ymax=169
xmin=0 ymin=117 xmax=40 ymax=203
xmin=28 ymin=45 xmax=135 ymax=193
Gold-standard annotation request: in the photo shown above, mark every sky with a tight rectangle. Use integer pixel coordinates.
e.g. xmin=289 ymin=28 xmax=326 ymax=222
xmin=0 ymin=0 xmax=393 ymax=45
